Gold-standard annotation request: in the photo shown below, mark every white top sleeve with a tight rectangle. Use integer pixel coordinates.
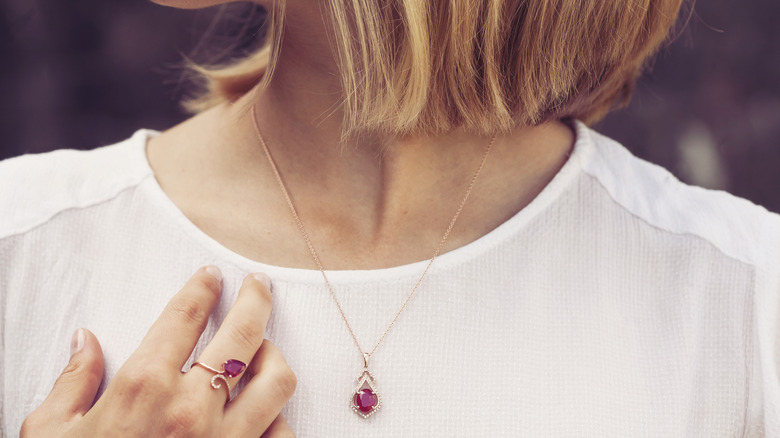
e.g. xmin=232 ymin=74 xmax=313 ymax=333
xmin=747 ymin=211 xmax=780 ymax=434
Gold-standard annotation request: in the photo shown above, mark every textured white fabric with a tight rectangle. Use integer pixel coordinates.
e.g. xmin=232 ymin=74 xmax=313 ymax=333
xmin=1 ymin=122 xmax=778 ymax=437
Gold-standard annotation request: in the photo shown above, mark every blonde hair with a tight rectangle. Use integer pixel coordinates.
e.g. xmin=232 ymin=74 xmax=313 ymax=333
xmin=185 ymin=0 xmax=685 ymax=140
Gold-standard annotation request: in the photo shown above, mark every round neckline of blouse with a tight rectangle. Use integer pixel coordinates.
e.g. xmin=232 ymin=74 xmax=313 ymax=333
xmin=134 ymin=121 xmax=592 ymax=284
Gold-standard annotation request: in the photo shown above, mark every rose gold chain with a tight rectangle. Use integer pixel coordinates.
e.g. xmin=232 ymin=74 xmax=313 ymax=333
xmin=251 ymin=105 xmax=494 ymax=361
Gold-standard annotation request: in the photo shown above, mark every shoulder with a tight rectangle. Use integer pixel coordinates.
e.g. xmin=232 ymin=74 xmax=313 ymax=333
xmin=573 ymin=121 xmax=780 ymax=271
xmin=575 ymin=124 xmax=780 ymax=428
xmin=0 ymin=130 xmax=157 ymax=240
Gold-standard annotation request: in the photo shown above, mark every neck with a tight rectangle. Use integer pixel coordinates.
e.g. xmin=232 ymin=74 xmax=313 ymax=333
xmin=145 ymin=4 xmax=576 ymax=269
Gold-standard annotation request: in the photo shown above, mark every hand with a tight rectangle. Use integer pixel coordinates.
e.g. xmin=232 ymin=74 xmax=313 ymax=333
xmin=21 ymin=266 xmax=297 ymax=437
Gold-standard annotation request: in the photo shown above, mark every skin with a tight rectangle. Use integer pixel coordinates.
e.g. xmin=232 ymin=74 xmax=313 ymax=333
xmin=22 ymin=267 xmax=297 ymax=437
xmin=25 ymin=0 xmax=575 ymax=435
xmin=144 ymin=2 xmax=575 ymax=270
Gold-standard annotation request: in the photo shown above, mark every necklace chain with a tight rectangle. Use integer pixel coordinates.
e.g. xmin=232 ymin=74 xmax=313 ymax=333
xmin=251 ymin=105 xmax=495 ymax=361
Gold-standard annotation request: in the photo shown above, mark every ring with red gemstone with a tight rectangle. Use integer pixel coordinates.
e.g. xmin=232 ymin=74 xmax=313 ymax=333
xmin=191 ymin=359 xmax=247 ymax=401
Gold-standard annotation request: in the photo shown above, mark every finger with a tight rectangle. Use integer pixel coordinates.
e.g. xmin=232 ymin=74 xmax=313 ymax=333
xmin=40 ymin=329 xmax=105 ymax=420
xmin=261 ymin=414 xmax=295 ymax=438
xmin=223 ymin=339 xmax=297 ymax=437
xmin=137 ymin=266 xmax=223 ymax=368
xmin=188 ymin=273 xmax=273 ymax=404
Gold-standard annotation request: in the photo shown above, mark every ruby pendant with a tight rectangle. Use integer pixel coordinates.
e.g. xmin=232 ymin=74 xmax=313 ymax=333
xmin=351 ymin=354 xmax=381 ymax=418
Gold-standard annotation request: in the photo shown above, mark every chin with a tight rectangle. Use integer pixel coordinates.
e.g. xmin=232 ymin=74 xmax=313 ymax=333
xmin=149 ymin=0 xmax=248 ymax=9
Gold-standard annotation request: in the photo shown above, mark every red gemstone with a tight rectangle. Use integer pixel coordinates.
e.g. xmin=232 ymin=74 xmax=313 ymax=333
xmin=223 ymin=359 xmax=246 ymax=378
xmin=353 ymin=388 xmax=378 ymax=413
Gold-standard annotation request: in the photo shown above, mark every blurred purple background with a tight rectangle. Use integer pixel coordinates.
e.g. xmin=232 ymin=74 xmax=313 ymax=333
xmin=1 ymin=0 xmax=778 ymax=212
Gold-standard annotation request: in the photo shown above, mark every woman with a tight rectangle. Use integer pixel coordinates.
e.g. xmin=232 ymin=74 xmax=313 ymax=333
xmin=2 ymin=0 xmax=778 ymax=436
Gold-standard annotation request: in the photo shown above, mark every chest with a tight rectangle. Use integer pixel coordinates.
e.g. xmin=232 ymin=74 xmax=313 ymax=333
xmin=4 ymin=270 xmax=751 ymax=436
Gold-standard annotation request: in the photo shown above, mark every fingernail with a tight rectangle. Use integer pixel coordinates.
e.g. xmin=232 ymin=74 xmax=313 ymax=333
xmin=205 ymin=265 xmax=223 ymax=284
xmin=253 ymin=272 xmax=271 ymax=290
xmin=70 ymin=329 xmax=86 ymax=357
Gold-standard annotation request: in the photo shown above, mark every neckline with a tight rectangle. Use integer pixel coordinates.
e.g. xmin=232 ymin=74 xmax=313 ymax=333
xmin=133 ymin=121 xmax=592 ymax=284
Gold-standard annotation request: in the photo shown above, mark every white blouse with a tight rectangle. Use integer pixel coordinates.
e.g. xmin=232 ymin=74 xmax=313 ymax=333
xmin=1 ymin=122 xmax=778 ymax=436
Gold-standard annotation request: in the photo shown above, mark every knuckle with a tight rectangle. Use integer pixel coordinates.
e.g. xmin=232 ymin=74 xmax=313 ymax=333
xmin=226 ymin=320 xmax=265 ymax=350
xmin=19 ymin=419 xmax=32 ymax=436
xmin=59 ymin=353 xmax=103 ymax=384
xmin=271 ymin=364 xmax=298 ymax=401
xmin=52 ymin=355 xmax=103 ymax=399
xmin=20 ymin=412 xmax=43 ymax=436
xmin=244 ymin=274 xmax=273 ymax=306
xmin=58 ymin=357 xmax=83 ymax=383
xmin=168 ymin=297 xmax=208 ymax=327
xmin=237 ymin=400 xmax=276 ymax=427
xmin=165 ymin=403 xmax=208 ymax=436
xmin=193 ymin=274 xmax=221 ymax=296
xmin=231 ymin=412 xmax=261 ymax=436
xmin=115 ymin=362 xmax=170 ymax=398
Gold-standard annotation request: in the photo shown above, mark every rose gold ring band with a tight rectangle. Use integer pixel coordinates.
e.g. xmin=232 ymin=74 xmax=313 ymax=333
xmin=187 ymin=359 xmax=247 ymax=402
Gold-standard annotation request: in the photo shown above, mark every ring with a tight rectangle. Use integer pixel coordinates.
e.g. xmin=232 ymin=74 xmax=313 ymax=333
xmin=191 ymin=359 xmax=247 ymax=401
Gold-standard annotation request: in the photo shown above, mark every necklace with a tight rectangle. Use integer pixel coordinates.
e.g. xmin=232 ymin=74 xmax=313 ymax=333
xmin=251 ymin=105 xmax=495 ymax=419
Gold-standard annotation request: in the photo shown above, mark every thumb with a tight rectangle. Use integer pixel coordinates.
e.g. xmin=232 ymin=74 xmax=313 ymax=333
xmin=43 ymin=328 xmax=105 ymax=420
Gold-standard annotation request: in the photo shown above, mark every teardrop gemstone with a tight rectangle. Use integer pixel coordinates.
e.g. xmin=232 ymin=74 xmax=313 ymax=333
xmin=223 ymin=359 xmax=246 ymax=378
xmin=353 ymin=388 xmax=378 ymax=413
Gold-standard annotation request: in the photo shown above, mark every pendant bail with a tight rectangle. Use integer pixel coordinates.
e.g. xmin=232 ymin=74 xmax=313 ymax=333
xmin=363 ymin=352 xmax=370 ymax=369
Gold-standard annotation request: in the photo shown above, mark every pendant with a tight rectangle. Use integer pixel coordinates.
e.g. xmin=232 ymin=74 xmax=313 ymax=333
xmin=351 ymin=353 xmax=381 ymax=418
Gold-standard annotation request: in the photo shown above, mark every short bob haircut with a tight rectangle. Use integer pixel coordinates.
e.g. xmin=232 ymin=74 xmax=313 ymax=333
xmin=185 ymin=0 xmax=685 ymax=141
